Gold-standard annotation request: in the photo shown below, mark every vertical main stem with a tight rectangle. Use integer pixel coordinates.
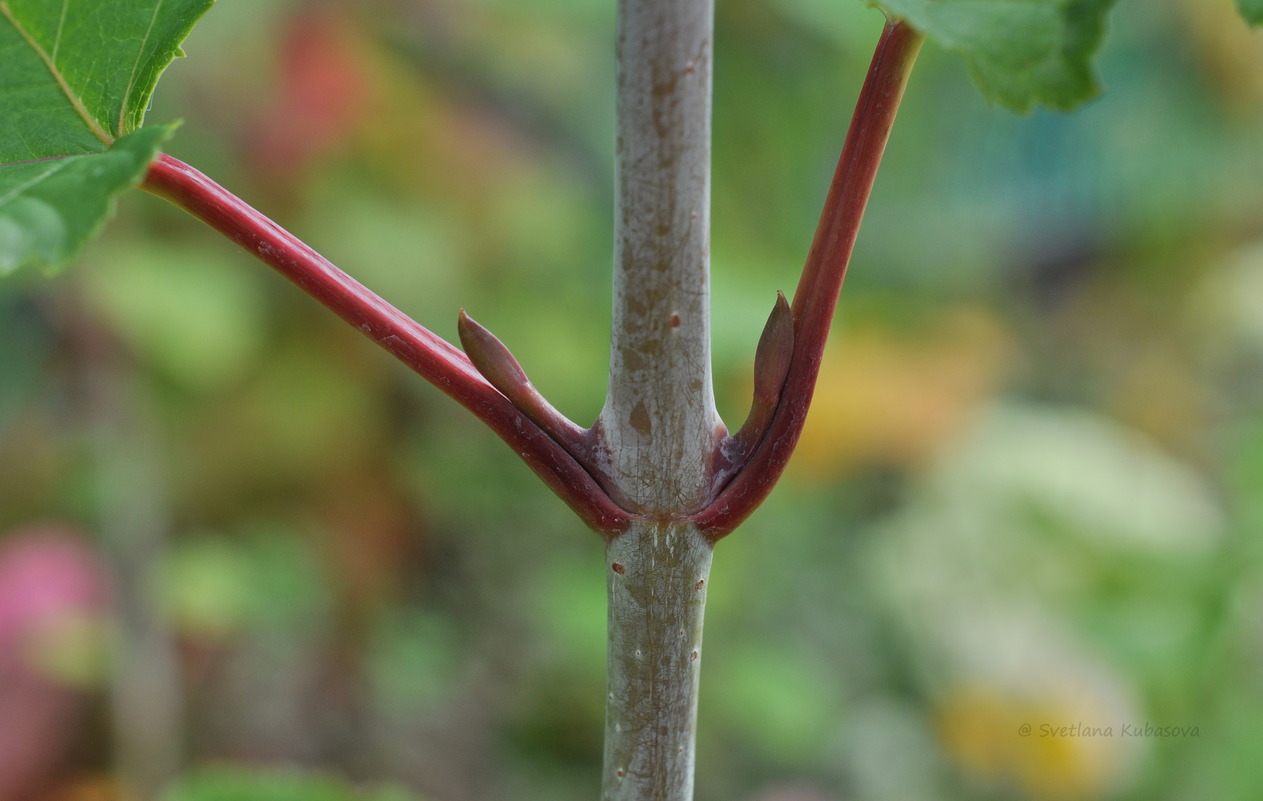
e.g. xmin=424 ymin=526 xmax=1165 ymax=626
xmin=599 ymin=0 xmax=718 ymax=795
xmin=598 ymin=0 xmax=720 ymax=515
xmin=604 ymin=520 xmax=714 ymax=801
xmin=601 ymin=1 xmax=717 ymax=796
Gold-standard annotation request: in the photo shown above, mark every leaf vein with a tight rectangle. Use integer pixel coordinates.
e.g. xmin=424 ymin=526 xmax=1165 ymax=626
xmin=0 ymin=157 xmax=77 ymax=207
xmin=119 ymin=0 xmax=164 ymax=136
xmin=0 ymin=1 xmax=113 ymax=146
xmin=51 ymin=0 xmax=66 ymax=62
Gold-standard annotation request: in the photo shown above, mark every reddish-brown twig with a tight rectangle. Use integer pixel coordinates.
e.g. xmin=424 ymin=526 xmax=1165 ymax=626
xmin=694 ymin=20 xmax=925 ymax=539
xmin=142 ymin=154 xmax=633 ymax=534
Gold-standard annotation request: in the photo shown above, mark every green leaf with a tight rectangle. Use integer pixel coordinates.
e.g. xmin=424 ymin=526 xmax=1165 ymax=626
xmin=1 ymin=0 xmax=213 ymax=150
xmin=0 ymin=0 xmax=213 ymax=275
xmin=869 ymin=0 xmax=1118 ymax=112
xmin=163 ymin=768 xmax=427 ymax=801
xmin=1239 ymin=0 xmax=1263 ymax=26
xmin=0 ymin=124 xmax=173 ymax=275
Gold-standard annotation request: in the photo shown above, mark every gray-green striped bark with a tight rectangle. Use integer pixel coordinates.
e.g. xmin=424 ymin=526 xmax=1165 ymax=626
xmin=603 ymin=521 xmax=713 ymax=801
xmin=598 ymin=0 xmax=718 ymax=797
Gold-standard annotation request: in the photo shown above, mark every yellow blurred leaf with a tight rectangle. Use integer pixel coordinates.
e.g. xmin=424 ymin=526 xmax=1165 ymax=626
xmin=787 ymin=308 xmax=1009 ymax=478
xmin=937 ymin=684 xmax=1128 ymax=801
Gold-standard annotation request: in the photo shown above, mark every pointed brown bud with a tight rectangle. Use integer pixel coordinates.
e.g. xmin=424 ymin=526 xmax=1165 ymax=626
xmin=727 ymin=291 xmax=795 ymax=461
xmin=751 ymin=291 xmax=794 ymax=412
xmin=458 ymin=309 xmax=531 ymax=400
xmin=458 ymin=309 xmax=588 ymax=453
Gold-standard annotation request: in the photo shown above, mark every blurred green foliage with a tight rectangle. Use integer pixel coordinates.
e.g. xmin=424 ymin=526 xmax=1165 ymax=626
xmin=164 ymin=768 xmax=423 ymax=801
xmin=2 ymin=0 xmax=1263 ymax=800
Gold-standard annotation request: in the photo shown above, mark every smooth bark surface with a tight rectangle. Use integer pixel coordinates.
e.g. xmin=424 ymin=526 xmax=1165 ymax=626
xmin=598 ymin=2 xmax=719 ymax=796
xmin=596 ymin=0 xmax=721 ymax=516
xmin=603 ymin=521 xmax=713 ymax=801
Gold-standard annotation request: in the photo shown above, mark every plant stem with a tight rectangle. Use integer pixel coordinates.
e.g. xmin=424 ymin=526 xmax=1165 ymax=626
xmin=139 ymin=13 xmax=922 ymax=800
xmin=598 ymin=0 xmax=717 ymax=797
xmin=603 ymin=520 xmax=713 ymax=801
xmin=141 ymin=154 xmax=631 ymax=535
xmin=596 ymin=0 xmax=721 ymax=515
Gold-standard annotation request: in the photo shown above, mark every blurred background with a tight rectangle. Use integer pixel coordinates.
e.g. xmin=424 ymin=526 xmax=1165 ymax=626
xmin=2 ymin=0 xmax=1263 ymax=799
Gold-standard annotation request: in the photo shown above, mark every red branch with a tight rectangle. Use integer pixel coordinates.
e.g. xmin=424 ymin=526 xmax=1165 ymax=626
xmin=692 ymin=20 xmax=925 ymax=539
xmin=141 ymin=154 xmax=633 ymax=535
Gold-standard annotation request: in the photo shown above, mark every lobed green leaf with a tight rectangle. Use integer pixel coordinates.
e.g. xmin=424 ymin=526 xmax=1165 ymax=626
xmin=0 ymin=0 xmax=213 ymax=276
xmin=868 ymin=0 xmax=1118 ymax=112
